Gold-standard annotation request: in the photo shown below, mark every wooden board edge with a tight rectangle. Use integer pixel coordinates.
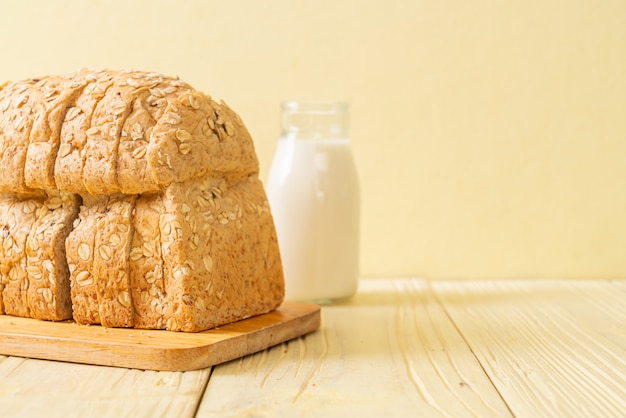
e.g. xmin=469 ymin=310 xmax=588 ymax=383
xmin=0 ymin=302 xmax=321 ymax=371
xmin=181 ymin=304 xmax=322 ymax=371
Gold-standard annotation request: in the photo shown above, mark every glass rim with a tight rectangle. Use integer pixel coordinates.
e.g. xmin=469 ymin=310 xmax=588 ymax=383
xmin=281 ymin=100 xmax=349 ymax=112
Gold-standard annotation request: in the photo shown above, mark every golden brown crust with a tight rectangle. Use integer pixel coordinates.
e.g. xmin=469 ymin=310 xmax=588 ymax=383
xmin=3 ymin=69 xmax=260 ymax=195
xmin=160 ymin=177 xmax=284 ymax=332
xmin=25 ymin=71 xmax=91 ymax=190
xmin=93 ymin=194 xmax=136 ymax=327
xmin=117 ymin=74 xmax=183 ymax=194
xmin=82 ymin=72 xmax=140 ymax=195
xmin=0 ymin=69 xmax=284 ymax=332
xmin=54 ymin=71 xmax=115 ymax=194
xmin=1 ymin=198 xmax=43 ymax=317
xmin=200 ymin=177 xmax=284 ymax=330
xmin=130 ymin=194 xmax=166 ymax=329
xmin=66 ymin=194 xmax=108 ymax=324
xmin=0 ymin=195 xmax=17 ymax=314
xmin=25 ymin=191 xmax=80 ymax=320
xmin=0 ymin=79 xmax=41 ymax=194
xmin=147 ymin=92 xmax=260 ymax=189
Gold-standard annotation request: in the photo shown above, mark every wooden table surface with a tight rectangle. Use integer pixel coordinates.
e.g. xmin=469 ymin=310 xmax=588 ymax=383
xmin=1 ymin=278 xmax=624 ymax=417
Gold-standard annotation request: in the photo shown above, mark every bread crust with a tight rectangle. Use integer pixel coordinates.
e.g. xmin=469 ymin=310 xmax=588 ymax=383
xmin=0 ymin=195 xmax=17 ymax=314
xmin=130 ymin=193 xmax=166 ymax=329
xmin=0 ymin=69 xmax=284 ymax=332
xmin=93 ymin=194 xmax=136 ymax=327
xmin=117 ymin=74 xmax=183 ymax=194
xmin=66 ymin=195 xmax=108 ymax=324
xmin=1 ymin=198 xmax=43 ymax=317
xmin=0 ymin=79 xmax=40 ymax=194
xmin=83 ymin=72 xmax=139 ymax=195
xmin=54 ymin=71 xmax=115 ymax=194
xmin=26 ymin=191 xmax=80 ymax=320
xmin=160 ymin=177 xmax=284 ymax=332
xmin=25 ymin=72 xmax=91 ymax=190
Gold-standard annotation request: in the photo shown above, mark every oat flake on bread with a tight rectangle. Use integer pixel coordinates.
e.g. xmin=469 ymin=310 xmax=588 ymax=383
xmin=0 ymin=68 xmax=285 ymax=332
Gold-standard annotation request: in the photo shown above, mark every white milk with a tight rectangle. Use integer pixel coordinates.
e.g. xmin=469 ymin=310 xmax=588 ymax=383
xmin=267 ymin=135 xmax=360 ymax=303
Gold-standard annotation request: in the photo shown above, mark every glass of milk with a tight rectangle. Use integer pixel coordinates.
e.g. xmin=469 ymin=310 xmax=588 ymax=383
xmin=267 ymin=101 xmax=360 ymax=304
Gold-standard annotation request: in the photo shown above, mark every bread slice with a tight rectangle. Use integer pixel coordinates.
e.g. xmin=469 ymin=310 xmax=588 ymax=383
xmin=93 ymin=194 xmax=136 ymax=327
xmin=159 ymin=180 xmax=209 ymax=331
xmin=160 ymin=176 xmax=283 ymax=331
xmin=0 ymin=195 xmax=17 ymax=314
xmin=24 ymin=71 xmax=91 ymax=190
xmin=0 ymin=79 xmax=40 ymax=194
xmin=25 ymin=191 xmax=80 ymax=320
xmin=54 ymin=71 xmax=115 ymax=194
xmin=82 ymin=72 xmax=140 ymax=195
xmin=66 ymin=195 xmax=108 ymax=324
xmin=130 ymin=193 xmax=166 ymax=329
xmin=1 ymin=198 xmax=43 ymax=317
xmin=147 ymin=91 xmax=259 ymax=189
xmin=204 ymin=177 xmax=284 ymax=329
xmin=117 ymin=74 xmax=184 ymax=194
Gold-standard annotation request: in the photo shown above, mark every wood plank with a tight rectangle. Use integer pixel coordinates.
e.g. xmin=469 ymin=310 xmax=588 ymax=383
xmin=433 ymin=279 xmax=626 ymax=417
xmin=198 ymin=278 xmax=512 ymax=417
xmin=0 ymin=302 xmax=320 ymax=371
xmin=0 ymin=355 xmax=210 ymax=418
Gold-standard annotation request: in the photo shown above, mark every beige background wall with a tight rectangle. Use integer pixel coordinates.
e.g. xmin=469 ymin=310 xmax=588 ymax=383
xmin=1 ymin=0 xmax=625 ymax=278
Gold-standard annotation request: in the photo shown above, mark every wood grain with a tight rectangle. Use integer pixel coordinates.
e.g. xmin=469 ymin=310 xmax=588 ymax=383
xmin=0 ymin=355 xmax=210 ymax=418
xmin=198 ymin=278 xmax=512 ymax=417
xmin=433 ymin=279 xmax=626 ymax=418
xmin=0 ymin=301 xmax=320 ymax=371
xmin=1 ymin=278 xmax=625 ymax=417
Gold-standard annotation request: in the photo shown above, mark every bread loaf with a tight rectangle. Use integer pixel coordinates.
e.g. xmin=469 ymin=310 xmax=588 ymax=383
xmin=0 ymin=69 xmax=284 ymax=332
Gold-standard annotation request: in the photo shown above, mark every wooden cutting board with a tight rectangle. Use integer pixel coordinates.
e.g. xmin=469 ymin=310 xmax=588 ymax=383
xmin=0 ymin=301 xmax=320 ymax=371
